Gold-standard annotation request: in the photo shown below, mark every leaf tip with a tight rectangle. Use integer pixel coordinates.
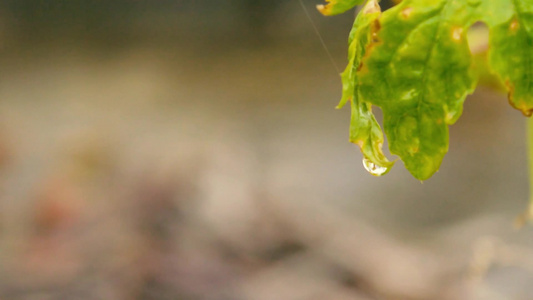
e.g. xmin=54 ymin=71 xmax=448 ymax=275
xmin=316 ymin=4 xmax=328 ymax=15
xmin=505 ymin=80 xmax=533 ymax=116
xmin=402 ymin=152 xmax=444 ymax=181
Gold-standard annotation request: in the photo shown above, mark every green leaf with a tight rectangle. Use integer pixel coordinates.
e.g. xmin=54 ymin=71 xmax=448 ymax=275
xmin=317 ymin=0 xmax=365 ymax=16
xmin=358 ymin=0 xmax=478 ymax=180
xmin=322 ymin=0 xmax=533 ymax=180
xmin=485 ymin=0 xmax=533 ymax=116
xmin=340 ymin=0 xmax=394 ymax=175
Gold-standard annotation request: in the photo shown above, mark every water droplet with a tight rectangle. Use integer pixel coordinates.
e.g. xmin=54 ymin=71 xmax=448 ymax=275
xmin=362 ymin=157 xmax=388 ymax=176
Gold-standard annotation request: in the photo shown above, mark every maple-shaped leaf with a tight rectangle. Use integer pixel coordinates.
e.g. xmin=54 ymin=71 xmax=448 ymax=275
xmin=339 ymin=0 xmax=394 ymax=175
xmin=321 ymin=0 xmax=533 ymax=180
xmin=317 ymin=0 xmax=365 ymax=16
xmin=358 ymin=0 xmax=478 ymax=180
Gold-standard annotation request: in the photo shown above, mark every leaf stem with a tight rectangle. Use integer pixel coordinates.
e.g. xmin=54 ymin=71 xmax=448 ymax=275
xmin=515 ymin=118 xmax=533 ymax=229
xmin=527 ymin=116 xmax=533 ymax=219
xmin=514 ymin=117 xmax=533 ymax=228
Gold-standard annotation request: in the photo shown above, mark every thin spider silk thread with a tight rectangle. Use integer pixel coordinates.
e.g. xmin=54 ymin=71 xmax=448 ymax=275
xmin=297 ymin=0 xmax=342 ymax=75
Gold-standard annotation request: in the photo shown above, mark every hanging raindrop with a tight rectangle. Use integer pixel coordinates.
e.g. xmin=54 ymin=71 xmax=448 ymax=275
xmin=362 ymin=157 xmax=387 ymax=176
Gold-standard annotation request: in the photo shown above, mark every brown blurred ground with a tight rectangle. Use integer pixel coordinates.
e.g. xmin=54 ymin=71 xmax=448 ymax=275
xmin=0 ymin=1 xmax=533 ymax=300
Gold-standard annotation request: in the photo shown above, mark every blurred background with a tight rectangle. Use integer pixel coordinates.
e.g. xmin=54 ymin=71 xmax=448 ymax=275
xmin=0 ymin=1 xmax=532 ymax=299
